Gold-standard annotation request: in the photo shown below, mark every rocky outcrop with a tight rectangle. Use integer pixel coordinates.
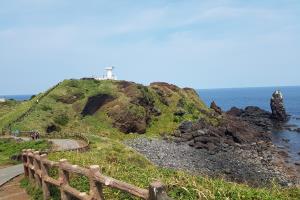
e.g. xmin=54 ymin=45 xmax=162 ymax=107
xmin=170 ymin=113 xmax=299 ymax=186
xmin=225 ymin=91 xmax=290 ymax=131
xmin=270 ymin=90 xmax=288 ymax=122
xmin=227 ymin=106 xmax=273 ymax=131
xmin=210 ymin=101 xmax=222 ymax=115
xmin=173 ymin=115 xmax=271 ymax=151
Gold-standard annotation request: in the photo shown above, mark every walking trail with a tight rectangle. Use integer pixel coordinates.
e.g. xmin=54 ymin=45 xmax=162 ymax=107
xmin=0 ymin=138 xmax=86 ymax=199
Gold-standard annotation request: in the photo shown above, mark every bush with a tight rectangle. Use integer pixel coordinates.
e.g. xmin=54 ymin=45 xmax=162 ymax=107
xmin=67 ymin=80 xmax=79 ymax=88
xmin=54 ymin=114 xmax=69 ymax=126
xmin=41 ymin=104 xmax=52 ymax=111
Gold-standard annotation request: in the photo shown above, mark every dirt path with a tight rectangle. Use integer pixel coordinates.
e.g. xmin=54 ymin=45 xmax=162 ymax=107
xmin=0 ymin=137 xmax=87 ymax=197
xmin=0 ymin=175 xmax=29 ymax=200
xmin=0 ymin=164 xmax=24 ymax=187
xmin=5 ymin=136 xmax=83 ymax=151
xmin=50 ymin=138 xmax=82 ymax=151
xmin=0 ymin=138 xmax=84 ymax=186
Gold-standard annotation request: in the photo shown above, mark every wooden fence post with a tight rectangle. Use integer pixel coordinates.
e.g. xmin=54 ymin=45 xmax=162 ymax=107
xmin=59 ymin=159 xmax=71 ymax=200
xmin=149 ymin=181 xmax=172 ymax=200
xmin=33 ymin=151 xmax=42 ymax=187
xmin=22 ymin=150 xmax=29 ymax=177
xmin=40 ymin=154 xmax=51 ymax=200
xmin=89 ymin=165 xmax=104 ymax=200
xmin=27 ymin=149 xmax=34 ymax=182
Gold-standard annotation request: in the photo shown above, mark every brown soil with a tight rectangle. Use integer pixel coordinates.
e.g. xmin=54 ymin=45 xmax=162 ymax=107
xmin=0 ymin=175 xmax=29 ymax=200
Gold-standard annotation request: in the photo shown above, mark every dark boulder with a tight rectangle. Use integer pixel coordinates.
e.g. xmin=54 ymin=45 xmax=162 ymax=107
xmin=178 ymin=121 xmax=193 ymax=133
xmin=173 ymin=115 xmax=271 ymax=152
xmin=226 ymin=107 xmax=243 ymax=117
xmin=227 ymin=106 xmax=273 ymax=132
xmin=210 ymin=101 xmax=222 ymax=115
xmin=270 ymin=90 xmax=288 ymax=122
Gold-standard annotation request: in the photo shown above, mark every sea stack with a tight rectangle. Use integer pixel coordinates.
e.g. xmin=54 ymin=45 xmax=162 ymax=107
xmin=270 ymin=90 xmax=288 ymax=122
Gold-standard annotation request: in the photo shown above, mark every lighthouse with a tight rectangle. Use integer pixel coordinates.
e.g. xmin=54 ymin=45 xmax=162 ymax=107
xmin=93 ymin=66 xmax=117 ymax=80
xmin=105 ymin=66 xmax=116 ymax=80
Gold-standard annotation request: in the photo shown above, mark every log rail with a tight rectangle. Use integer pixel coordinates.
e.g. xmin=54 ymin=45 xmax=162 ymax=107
xmin=22 ymin=149 xmax=172 ymax=200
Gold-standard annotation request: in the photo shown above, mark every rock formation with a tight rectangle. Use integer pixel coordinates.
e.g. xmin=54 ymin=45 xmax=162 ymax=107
xmin=227 ymin=106 xmax=273 ymax=131
xmin=173 ymin=115 xmax=271 ymax=151
xmin=270 ymin=90 xmax=288 ymax=122
xmin=210 ymin=101 xmax=222 ymax=115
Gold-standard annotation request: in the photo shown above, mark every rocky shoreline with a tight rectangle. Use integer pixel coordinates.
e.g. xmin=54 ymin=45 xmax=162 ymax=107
xmin=126 ymin=137 xmax=296 ymax=187
xmin=126 ymin=90 xmax=300 ymax=187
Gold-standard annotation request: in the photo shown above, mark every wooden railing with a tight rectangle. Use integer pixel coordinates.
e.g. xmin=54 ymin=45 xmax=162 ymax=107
xmin=22 ymin=149 xmax=172 ymax=200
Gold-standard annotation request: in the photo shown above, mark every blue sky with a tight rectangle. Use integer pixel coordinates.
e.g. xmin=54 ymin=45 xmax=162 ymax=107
xmin=0 ymin=0 xmax=300 ymax=94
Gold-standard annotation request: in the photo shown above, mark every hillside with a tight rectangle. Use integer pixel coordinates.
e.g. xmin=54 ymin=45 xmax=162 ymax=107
xmin=2 ymin=79 xmax=217 ymax=138
xmin=1 ymin=80 xmax=299 ymax=199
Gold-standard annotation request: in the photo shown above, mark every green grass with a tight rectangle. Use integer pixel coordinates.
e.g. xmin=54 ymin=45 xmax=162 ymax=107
xmin=0 ymin=138 xmax=50 ymax=166
xmin=2 ymin=79 xmax=299 ymax=199
xmin=21 ymin=178 xmax=44 ymax=200
xmin=0 ymin=100 xmax=34 ymax=130
xmin=8 ymin=79 xmax=214 ymax=138
xmin=45 ymin=135 xmax=300 ymax=200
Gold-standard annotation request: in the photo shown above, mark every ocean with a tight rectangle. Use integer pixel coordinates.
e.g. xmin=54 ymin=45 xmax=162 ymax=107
xmin=0 ymin=95 xmax=33 ymax=101
xmin=198 ymin=86 xmax=300 ymax=162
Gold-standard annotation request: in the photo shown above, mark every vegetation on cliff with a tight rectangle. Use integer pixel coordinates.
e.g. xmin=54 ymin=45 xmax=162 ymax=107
xmin=1 ymin=79 xmax=215 ymax=138
xmin=1 ymin=79 xmax=299 ymax=199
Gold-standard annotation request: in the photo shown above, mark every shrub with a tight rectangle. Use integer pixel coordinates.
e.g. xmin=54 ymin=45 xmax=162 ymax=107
xmin=54 ymin=114 xmax=69 ymax=126
xmin=41 ymin=104 xmax=52 ymax=111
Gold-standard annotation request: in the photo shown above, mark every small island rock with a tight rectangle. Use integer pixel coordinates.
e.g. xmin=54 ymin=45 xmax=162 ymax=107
xmin=270 ymin=90 xmax=288 ymax=122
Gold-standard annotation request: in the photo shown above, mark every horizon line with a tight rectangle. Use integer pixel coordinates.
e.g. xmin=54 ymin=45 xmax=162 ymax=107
xmin=197 ymin=85 xmax=300 ymax=90
xmin=1 ymin=84 xmax=300 ymax=96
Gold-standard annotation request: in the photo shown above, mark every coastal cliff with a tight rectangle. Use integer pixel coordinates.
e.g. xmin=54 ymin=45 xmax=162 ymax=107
xmin=1 ymin=79 xmax=216 ymax=137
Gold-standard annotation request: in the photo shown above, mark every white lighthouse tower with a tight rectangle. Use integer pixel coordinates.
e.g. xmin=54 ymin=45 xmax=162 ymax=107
xmin=94 ymin=66 xmax=117 ymax=80
xmin=104 ymin=66 xmax=115 ymax=80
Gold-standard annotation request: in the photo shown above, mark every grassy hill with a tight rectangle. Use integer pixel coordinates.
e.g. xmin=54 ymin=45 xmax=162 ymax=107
xmin=3 ymin=79 xmax=217 ymax=139
xmin=1 ymin=79 xmax=299 ymax=199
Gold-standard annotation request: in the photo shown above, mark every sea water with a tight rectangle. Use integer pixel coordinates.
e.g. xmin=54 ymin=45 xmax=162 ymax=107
xmin=0 ymin=95 xmax=33 ymax=101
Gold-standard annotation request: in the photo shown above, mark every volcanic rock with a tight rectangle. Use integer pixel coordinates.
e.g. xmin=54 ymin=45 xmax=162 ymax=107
xmin=227 ymin=106 xmax=273 ymax=131
xmin=210 ymin=101 xmax=222 ymax=115
xmin=270 ymin=90 xmax=288 ymax=122
xmin=173 ymin=114 xmax=271 ymax=151
xmin=226 ymin=107 xmax=243 ymax=116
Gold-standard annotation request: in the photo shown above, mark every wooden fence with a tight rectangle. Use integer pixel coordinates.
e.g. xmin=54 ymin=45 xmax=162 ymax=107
xmin=22 ymin=149 xmax=172 ymax=200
